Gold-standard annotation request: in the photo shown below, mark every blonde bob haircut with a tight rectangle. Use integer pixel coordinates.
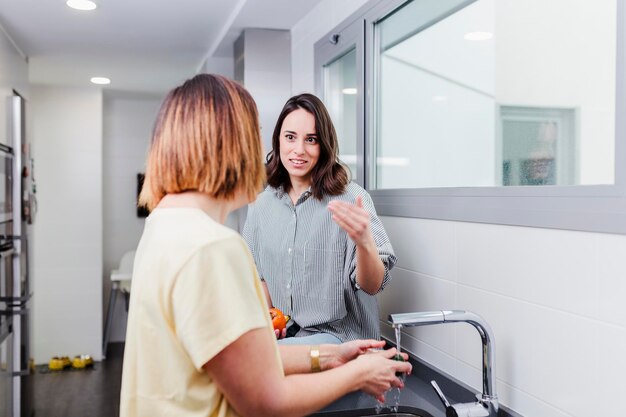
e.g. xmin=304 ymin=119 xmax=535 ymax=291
xmin=139 ymin=73 xmax=265 ymax=211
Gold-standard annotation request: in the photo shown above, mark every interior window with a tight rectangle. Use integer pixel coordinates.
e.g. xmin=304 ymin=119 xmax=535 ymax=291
xmin=324 ymin=48 xmax=358 ymax=179
xmin=372 ymin=0 xmax=616 ymax=189
xmin=315 ymin=0 xmax=626 ymax=234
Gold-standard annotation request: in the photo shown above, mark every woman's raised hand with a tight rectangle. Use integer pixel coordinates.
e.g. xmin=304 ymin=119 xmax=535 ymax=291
xmin=327 ymin=196 xmax=375 ymax=248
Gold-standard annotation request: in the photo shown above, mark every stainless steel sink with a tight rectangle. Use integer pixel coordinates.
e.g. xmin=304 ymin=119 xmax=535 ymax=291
xmin=315 ymin=411 xmax=424 ymax=417
xmin=309 ymin=408 xmax=426 ymax=417
xmin=307 ymin=389 xmax=433 ymax=417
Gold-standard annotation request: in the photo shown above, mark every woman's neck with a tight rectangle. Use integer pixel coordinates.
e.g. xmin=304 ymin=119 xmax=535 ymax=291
xmin=288 ymin=177 xmax=311 ymax=203
xmin=157 ymin=191 xmax=238 ymax=224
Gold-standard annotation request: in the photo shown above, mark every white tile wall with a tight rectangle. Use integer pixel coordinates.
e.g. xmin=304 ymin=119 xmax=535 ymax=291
xmin=379 ymin=268 xmax=457 ymax=356
xmin=378 ymin=215 xmax=626 ymax=417
xmin=382 ymin=216 xmax=457 ymax=280
xmin=597 ymin=234 xmax=626 ymax=328
xmin=456 ymin=222 xmax=600 ymax=319
xmin=597 ymin=323 xmax=626 ymax=416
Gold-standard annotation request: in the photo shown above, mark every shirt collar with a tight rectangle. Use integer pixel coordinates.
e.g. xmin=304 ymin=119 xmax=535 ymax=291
xmin=273 ymin=185 xmax=312 ymax=205
xmin=273 ymin=185 xmax=287 ymax=199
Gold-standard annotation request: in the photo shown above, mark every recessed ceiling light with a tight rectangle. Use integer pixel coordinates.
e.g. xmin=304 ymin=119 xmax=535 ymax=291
xmin=464 ymin=31 xmax=493 ymax=41
xmin=432 ymin=95 xmax=448 ymax=102
xmin=342 ymin=88 xmax=357 ymax=95
xmin=66 ymin=0 xmax=97 ymax=11
xmin=90 ymin=77 xmax=110 ymax=85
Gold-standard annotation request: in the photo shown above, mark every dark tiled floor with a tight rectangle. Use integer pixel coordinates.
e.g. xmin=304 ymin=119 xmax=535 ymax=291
xmin=33 ymin=343 xmax=124 ymax=417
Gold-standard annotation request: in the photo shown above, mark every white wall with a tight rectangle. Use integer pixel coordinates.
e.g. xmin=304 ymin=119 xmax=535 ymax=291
xmin=30 ymin=86 xmax=103 ymax=362
xmin=200 ymin=56 xmax=235 ymax=79
xmin=0 ymin=25 xmax=28 ymax=145
xmin=236 ymin=29 xmax=292 ymax=155
xmin=102 ymin=93 xmax=161 ymax=342
xmin=292 ymin=2 xmax=626 ymax=417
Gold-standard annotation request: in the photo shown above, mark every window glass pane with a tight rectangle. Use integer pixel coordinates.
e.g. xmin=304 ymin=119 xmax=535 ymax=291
xmin=373 ymin=0 xmax=616 ymax=189
xmin=324 ymin=48 xmax=358 ymax=180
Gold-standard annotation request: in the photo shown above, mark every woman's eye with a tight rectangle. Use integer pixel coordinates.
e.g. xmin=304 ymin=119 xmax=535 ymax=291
xmin=285 ymin=134 xmax=294 ymax=141
xmin=306 ymin=137 xmax=318 ymax=144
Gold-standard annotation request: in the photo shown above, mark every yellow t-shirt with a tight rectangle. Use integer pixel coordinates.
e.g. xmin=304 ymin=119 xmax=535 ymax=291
xmin=120 ymin=208 xmax=280 ymax=417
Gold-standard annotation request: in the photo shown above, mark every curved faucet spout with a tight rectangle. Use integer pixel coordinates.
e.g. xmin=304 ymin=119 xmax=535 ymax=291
xmin=388 ymin=310 xmax=498 ymax=416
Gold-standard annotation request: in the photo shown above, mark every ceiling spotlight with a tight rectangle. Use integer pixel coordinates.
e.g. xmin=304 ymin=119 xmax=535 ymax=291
xmin=66 ymin=0 xmax=97 ymax=11
xmin=464 ymin=31 xmax=493 ymax=41
xmin=90 ymin=77 xmax=111 ymax=85
xmin=342 ymin=88 xmax=357 ymax=95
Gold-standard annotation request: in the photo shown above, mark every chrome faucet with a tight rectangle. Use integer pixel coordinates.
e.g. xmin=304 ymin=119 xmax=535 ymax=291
xmin=388 ymin=310 xmax=499 ymax=417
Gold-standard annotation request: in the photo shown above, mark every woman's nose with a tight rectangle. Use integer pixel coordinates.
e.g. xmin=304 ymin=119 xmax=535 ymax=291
xmin=293 ymin=140 xmax=305 ymax=155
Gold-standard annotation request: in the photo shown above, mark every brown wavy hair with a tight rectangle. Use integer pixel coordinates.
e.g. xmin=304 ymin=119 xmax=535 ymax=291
xmin=139 ymin=74 xmax=265 ymax=210
xmin=266 ymin=93 xmax=349 ymax=199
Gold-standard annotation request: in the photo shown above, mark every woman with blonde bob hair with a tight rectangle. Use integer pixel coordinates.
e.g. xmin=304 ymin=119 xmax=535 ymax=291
xmin=120 ymin=74 xmax=411 ymax=417
xmin=138 ymin=73 xmax=265 ymax=208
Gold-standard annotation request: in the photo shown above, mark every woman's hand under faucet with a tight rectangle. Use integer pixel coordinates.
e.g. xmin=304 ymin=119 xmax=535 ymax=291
xmin=351 ymin=348 xmax=412 ymax=402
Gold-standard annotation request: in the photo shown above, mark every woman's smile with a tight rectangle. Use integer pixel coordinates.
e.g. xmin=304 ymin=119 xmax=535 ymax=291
xmin=289 ymin=158 xmax=308 ymax=167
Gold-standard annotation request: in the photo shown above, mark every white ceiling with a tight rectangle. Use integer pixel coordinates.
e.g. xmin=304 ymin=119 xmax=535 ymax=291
xmin=0 ymin=0 xmax=320 ymax=95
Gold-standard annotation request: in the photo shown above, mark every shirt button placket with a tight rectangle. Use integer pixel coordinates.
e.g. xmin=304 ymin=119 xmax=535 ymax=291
xmin=287 ymin=207 xmax=296 ymax=304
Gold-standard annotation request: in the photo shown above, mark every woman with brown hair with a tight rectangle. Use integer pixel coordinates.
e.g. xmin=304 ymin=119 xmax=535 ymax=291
xmin=120 ymin=75 xmax=410 ymax=417
xmin=243 ymin=93 xmax=396 ymax=345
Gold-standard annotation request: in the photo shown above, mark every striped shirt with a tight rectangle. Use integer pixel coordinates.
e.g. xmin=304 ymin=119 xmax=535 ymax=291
xmin=242 ymin=182 xmax=396 ymax=342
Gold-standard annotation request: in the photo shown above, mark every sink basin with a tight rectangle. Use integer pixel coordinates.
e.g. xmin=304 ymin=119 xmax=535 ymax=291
xmin=311 ymin=413 xmax=422 ymax=417
xmin=309 ymin=406 xmax=428 ymax=417
xmin=306 ymin=371 xmax=438 ymax=417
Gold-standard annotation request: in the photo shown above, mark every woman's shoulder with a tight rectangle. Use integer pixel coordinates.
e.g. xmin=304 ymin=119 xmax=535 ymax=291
xmin=143 ymin=208 xmax=248 ymax=269
xmin=151 ymin=208 xmax=240 ymax=243
xmin=193 ymin=221 xmax=250 ymax=262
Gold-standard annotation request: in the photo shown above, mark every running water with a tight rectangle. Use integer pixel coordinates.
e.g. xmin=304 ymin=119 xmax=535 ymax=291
xmin=395 ymin=325 xmax=402 ymax=356
xmin=374 ymin=325 xmax=405 ymax=414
